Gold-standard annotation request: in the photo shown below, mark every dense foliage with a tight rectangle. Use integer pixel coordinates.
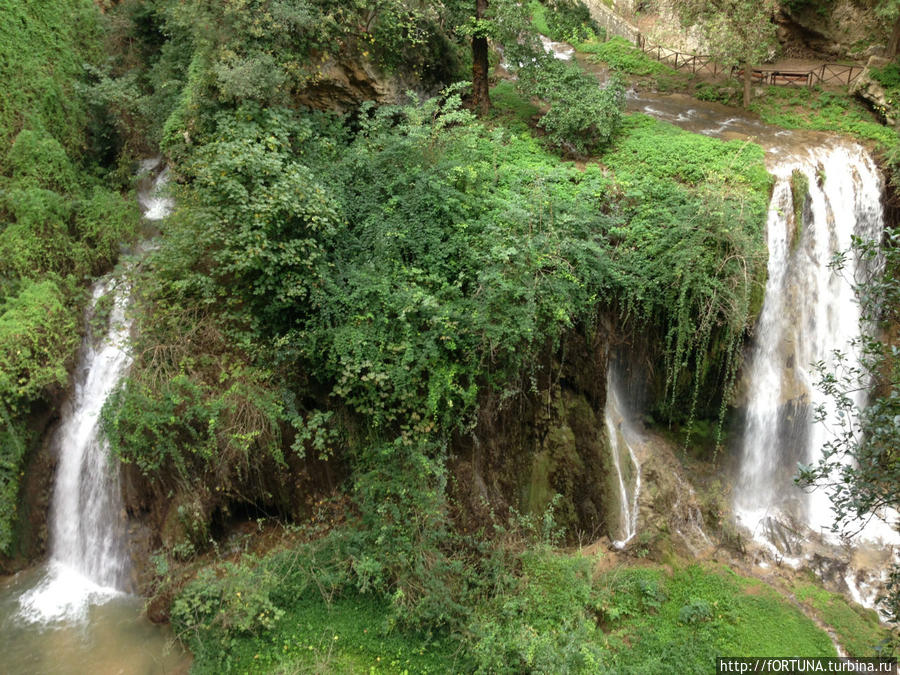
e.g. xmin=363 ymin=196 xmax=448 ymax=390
xmin=7 ymin=0 xmax=851 ymax=669
xmin=70 ymin=1 xmax=776 ymax=657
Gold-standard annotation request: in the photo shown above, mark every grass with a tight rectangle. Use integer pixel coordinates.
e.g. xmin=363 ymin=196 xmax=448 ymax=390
xmin=583 ymin=37 xmax=689 ymax=93
xmin=182 ymin=548 xmax=850 ymax=674
xmin=598 ymin=564 xmax=838 ymax=672
xmin=792 ymin=580 xmax=889 ymax=657
xmin=187 ymin=591 xmax=460 ymax=674
xmin=529 ymin=0 xmax=552 ymax=37
xmin=489 ymin=80 xmax=541 ymax=133
xmin=750 ymin=86 xmax=899 ymax=154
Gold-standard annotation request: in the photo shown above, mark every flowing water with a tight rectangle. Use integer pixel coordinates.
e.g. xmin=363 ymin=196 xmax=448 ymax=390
xmin=619 ymin=88 xmax=900 ymax=610
xmin=732 ymin=144 xmax=890 ymax=539
xmin=0 ymin=162 xmax=187 ymax=672
xmin=17 ymin=272 xmax=133 ymax=622
xmin=604 ymin=367 xmax=642 ymax=548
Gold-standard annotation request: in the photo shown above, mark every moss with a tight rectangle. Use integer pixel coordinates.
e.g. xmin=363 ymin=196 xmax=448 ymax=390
xmin=790 ymin=168 xmax=809 ymax=250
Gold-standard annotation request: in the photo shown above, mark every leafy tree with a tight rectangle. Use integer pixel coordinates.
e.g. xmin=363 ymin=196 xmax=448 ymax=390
xmin=678 ymin=0 xmax=778 ymax=108
xmin=449 ymin=0 xmax=535 ymax=114
xmin=797 ymin=231 xmax=900 ymax=620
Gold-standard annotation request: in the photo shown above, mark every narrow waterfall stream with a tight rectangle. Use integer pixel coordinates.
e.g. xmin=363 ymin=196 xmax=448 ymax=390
xmin=604 ymin=367 xmax=642 ymax=548
xmin=0 ymin=163 xmax=187 ymax=673
xmin=17 ymin=276 xmax=133 ymax=622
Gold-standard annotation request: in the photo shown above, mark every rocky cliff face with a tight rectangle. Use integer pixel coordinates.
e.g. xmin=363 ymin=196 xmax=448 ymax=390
xmin=777 ymin=1 xmax=886 ymax=59
xmin=852 ymin=57 xmax=900 ymax=127
xmin=449 ymin=330 xmax=615 ymax=541
xmin=296 ymin=54 xmax=408 ymax=112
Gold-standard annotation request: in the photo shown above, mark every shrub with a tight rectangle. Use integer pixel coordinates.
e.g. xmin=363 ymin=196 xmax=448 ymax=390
xmin=518 ymin=59 xmax=626 ymax=154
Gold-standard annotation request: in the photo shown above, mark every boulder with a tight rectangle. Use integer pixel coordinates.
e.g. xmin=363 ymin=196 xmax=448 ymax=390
xmin=851 ymin=56 xmax=899 ymax=127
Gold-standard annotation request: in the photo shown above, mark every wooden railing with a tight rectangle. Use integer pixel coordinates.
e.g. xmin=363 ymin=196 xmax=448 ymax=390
xmin=635 ymin=34 xmax=865 ymax=88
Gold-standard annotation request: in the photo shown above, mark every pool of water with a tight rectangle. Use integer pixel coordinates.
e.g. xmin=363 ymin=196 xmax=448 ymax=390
xmin=1 ymin=567 xmax=189 ymax=675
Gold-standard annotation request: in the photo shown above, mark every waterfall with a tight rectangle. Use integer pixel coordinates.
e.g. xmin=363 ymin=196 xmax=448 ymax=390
xmin=17 ymin=163 xmax=171 ymax=623
xmin=605 ymin=367 xmax=642 ymax=548
xmin=734 ymin=142 xmax=891 ymax=543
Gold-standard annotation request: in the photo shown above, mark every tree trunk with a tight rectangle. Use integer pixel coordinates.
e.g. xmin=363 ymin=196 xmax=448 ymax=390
xmin=888 ymin=15 xmax=900 ymax=59
xmin=743 ymin=63 xmax=752 ymax=108
xmin=472 ymin=0 xmax=490 ymax=116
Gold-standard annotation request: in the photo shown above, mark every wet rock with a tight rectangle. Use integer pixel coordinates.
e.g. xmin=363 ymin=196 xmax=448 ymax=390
xmin=851 ymin=57 xmax=899 ymax=128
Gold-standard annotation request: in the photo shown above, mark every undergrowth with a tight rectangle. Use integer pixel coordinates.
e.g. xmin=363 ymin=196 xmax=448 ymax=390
xmin=598 ymin=565 xmax=837 ymax=672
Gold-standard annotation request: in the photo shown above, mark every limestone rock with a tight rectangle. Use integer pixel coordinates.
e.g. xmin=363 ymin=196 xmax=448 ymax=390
xmin=851 ymin=57 xmax=899 ymax=127
xmin=778 ymin=0 xmax=884 ymax=59
xmin=296 ymin=55 xmax=405 ymax=112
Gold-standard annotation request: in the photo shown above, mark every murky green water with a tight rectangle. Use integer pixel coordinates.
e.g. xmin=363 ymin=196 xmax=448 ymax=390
xmin=0 ymin=567 xmax=189 ymax=675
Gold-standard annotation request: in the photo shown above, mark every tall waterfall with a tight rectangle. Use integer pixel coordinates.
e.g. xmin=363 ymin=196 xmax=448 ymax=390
xmin=734 ymin=143 xmax=888 ymax=542
xmin=18 ymin=164 xmax=171 ymax=623
xmin=605 ymin=367 xmax=642 ymax=548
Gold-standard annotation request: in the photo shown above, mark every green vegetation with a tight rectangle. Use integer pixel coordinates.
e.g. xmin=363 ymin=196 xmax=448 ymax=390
xmin=750 ymin=86 xmax=899 ymax=154
xmin=598 ymin=565 xmax=837 ymax=671
xmin=530 ymin=0 xmax=602 ymax=44
xmin=588 ymin=37 xmax=672 ymax=77
xmin=5 ymin=0 xmax=891 ymax=669
xmin=0 ymin=2 xmax=140 ymax=554
xmin=586 ymin=37 xmax=687 ymax=92
xmin=82 ymin=3 xmax=775 ymax=662
xmin=174 ymin=546 xmax=844 ymax=673
xmin=790 ymin=168 xmax=809 ymax=246
xmin=793 ymin=580 xmax=888 ymax=656
xmin=678 ymin=0 xmax=778 ymax=107
xmin=870 ymin=59 xmax=900 ymax=99
xmin=518 ymin=61 xmax=626 ymax=154
xmin=601 ymin=114 xmax=770 ymax=429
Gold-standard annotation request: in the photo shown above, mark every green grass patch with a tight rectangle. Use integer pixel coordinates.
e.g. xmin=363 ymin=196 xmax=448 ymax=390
xmin=750 ymin=86 xmax=899 ymax=154
xmin=585 ymin=37 xmax=688 ymax=93
xmin=587 ymin=37 xmax=670 ymax=76
xmin=489 ymin=80 xmax=541 ymax=133
xmin=529 ymin=0 xmax=552 ymax=36
xmin=184 ymin=590 xmax=459 ymax=674
xmin=869 ymin=61 xmax=900 ymax=105
xmin=598 ymin=565 xmax=837 ymax=672
xmin=793 ymin=581 xmax=888 ymax=656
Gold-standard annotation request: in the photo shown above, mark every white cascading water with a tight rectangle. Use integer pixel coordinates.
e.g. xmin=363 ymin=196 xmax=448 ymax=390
xmin=17 ymin=164 xmax=171 ymax=623
xmin=734 ymin=142 xmax=896 ymax=546
xmin=604 ymin=367 xmax=642 ymax=548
